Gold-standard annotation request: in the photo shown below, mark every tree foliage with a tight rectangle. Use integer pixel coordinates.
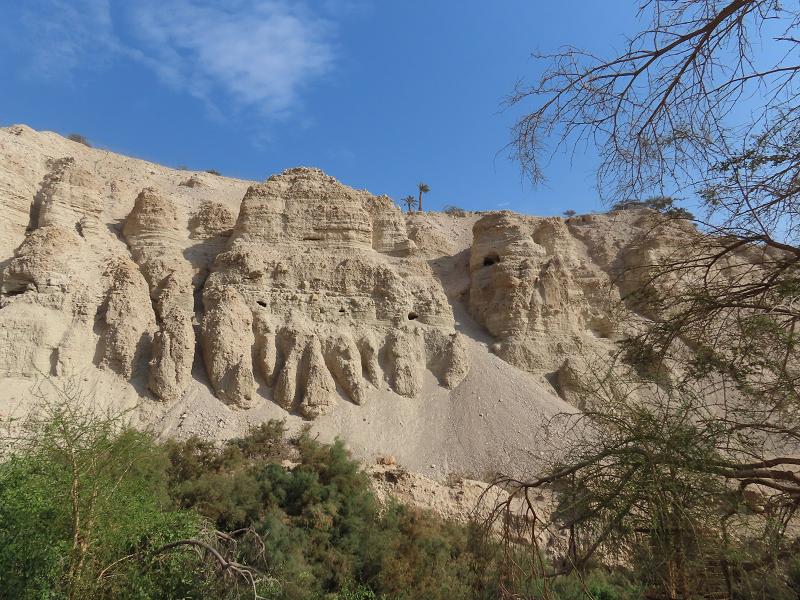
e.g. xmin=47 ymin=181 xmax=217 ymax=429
xmin=610 ymin=196 xmax=694 ymax=220
xmin=166 ymin=428 xmax=507 ymax=600
xmin=3 ymin=384 xmax=646 ymax=600
xmin=417 ymin=182 xmax=430 ymax=211
xmin=0 ymin=390 xmax=234 ymax=600
xmin=493 ymin=0 xmax=800 ymax=596
xmin=67 ymin=133 xmax=91 ymax=147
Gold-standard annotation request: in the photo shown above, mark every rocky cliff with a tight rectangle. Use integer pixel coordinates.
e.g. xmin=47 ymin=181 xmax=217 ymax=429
xmin=0 ymin=124 xmax=692 ymax=481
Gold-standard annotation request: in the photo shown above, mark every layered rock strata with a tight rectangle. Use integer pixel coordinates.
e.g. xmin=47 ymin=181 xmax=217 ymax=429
xmin=466 ymin=209 xmax=709 ymax=398
xmin=201 ymin=168 xmax=469 ymax=416
xmin=0 ymin=159 xmax=156 ymax=381
xmin=1 ymin=152 xmax=469 ymax=418
xmin=123 ymin=188 xmax=195 ymax=402
xmin=468 ymin=212 xmax=620 ymax=376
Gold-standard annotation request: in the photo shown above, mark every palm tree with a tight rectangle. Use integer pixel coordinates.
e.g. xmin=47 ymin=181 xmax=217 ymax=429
xmin=417 ymin=182 xmax=430 ymax=212
xmin=402 ymin=195 xmax=416 ymax=212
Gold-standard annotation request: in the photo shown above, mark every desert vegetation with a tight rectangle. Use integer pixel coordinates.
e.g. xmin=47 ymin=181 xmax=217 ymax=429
xmin=487 ymin=0 xmax=800 ymax=597
xmin=401 ymin=195 xmax=416 ymax=212
xmin=443 ymin=205 xmax=468 ymax=217
xmin=67 ymin=133 xmax=91 ymax=147
xmin=417 ymin=182 xmax=430 ymax=212
xmin=0 ymin=385 xmax=645 ymax=600
xmin=609 ymin=196 xmax=694 ymax=220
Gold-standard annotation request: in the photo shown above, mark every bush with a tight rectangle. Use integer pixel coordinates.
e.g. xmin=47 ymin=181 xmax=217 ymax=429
xmin=166 ymin=429 xmax=510 ymax=600
xmin=549 ymin=569 xmax=643 ymax=600
xmin=611 ymin=196 xmax=694 ymax=219
xmin=67 ymin=133 xmax=91 ymax=147
xmin=0 ymin=392 xmax=668 ymax=600
xmin=0 ymin=401 xmax=224 ymax=599
xmin=443 ymin=205 xmax=467 ymax=217
xmin=205 ymin=169 xmax=222 ymax=176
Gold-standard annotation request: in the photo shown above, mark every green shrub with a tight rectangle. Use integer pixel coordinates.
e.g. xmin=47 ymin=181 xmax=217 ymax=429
xmin=443 ymin=205 xmax=467 ymax=217
xmin=0 ymin=405 xmax=216 ymax=599
xmin=610 ymin=196 xmax=694 ymax=219
xmin=336 ymin=580 xmax=377 ymax=599
xmin=67 ymin=133 xmax=91 ymax=147
xmin=549 ymin=569 xmax=643 ymax=600
xmin=166 ymin=429 xmax=509 ymax=600
xmin=0 ymin=395 xmax=664 ymax=600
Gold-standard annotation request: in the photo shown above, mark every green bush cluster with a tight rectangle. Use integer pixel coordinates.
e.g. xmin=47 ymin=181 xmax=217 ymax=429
xmin=610 ymin=196 xmax=694 ymax=220
xmin=0 ymin=404 xmax=643 ymax=599
xmin=165 ymin=426 xmax=502 ymax=599
xmin=0 ymin=420 xmax=222 ymax=599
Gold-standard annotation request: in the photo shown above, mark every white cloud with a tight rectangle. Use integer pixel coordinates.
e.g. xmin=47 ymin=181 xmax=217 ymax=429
xmin=126 ymin=1 xmax=335 ymax=115
xmin=11 ymin=0 xmax=118 ymax=79
xmin=6 ymin=0 xmax=336 ymax=117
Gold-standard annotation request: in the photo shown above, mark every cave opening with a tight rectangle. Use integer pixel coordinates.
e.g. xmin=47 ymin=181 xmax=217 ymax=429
xmin=483 ymin=252 xmax=500 ymax=267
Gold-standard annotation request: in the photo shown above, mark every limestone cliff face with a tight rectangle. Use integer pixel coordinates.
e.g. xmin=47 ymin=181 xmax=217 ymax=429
xmin=466 ymin=209 xmax=701 ymax=397
xmin=468 ymin=211 xmax=621 ymax=376
xmin=0 ymin=132 xmax=468 ymax=420
xmin=201 ymin=168 xmax=468 ymax=416
xmin=0 ymin=154 xmax=161 ymax=382
xmin=0 ymin=124 xmax=709 ymax=482
xmin=0 ymin=124 xmax=699 ymax=418
xmin=123 ymin=188 xmax=195 ymax=402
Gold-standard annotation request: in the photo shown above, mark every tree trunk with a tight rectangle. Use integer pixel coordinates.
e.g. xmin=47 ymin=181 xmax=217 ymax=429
xmin=418 ymin=190 xmax=423 ymax=212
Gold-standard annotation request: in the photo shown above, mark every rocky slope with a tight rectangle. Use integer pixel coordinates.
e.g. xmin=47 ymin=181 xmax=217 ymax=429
xmin=0 ymin=124 xmax=692 ymax=485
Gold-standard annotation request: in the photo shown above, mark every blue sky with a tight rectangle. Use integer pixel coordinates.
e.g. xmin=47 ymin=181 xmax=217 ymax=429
xmin=0 ymin=1 xmax=640 ymax=215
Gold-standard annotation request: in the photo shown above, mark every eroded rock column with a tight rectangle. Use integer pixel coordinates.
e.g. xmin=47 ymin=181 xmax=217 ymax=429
xmin=123 ymin=188 xmax=194 ymax=402
xmin=201 ymin=167 xmax=469 ymax=416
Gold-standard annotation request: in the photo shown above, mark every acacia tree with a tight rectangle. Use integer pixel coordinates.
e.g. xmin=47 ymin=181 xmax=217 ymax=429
xmin=0 ymin=378 xmax=271 ymax=599
xmin=489 ymin=1 xmax=800 ymax=596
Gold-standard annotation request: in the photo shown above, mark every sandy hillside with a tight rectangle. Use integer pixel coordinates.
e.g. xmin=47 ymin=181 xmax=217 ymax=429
xmin=1 ymin=124 xmax=686 ymax=486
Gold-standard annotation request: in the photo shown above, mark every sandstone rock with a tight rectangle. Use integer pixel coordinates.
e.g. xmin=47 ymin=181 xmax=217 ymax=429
xmin=179 ymin=174 xmax=205 ymax=188
xmin=0 ymin=127 xmax=50 ymax=260
xmin=201 ymin=167 xmax=468 ymax=415
xmin=0 ymin=140 xmax=472 ymax=418
xmin=123 ymin=188 xmax=195 ymax=402
xmin=469 ymin=212 xmax=619 ymax=375
xmin=201 ymin=287 xmax=255 ymax=408
xmin=0 ymin=226 xmax=85 ymax=306
xmin=0 ymin=224 xmax=99 ymax=378
xmin=554 ymin=358 xmax=586 ymax=408
xmin=188 ymin=200 xmax=235 ymax=239
xmin=0 ymin=156 xmax=159 ymax=384
xmin=36 ymin=158 xmax=103 ymax=237
xmin=466 ymin=209 xmax=713 ymax=400
xmin=97 ymin=258 xmax=156 ymax=379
